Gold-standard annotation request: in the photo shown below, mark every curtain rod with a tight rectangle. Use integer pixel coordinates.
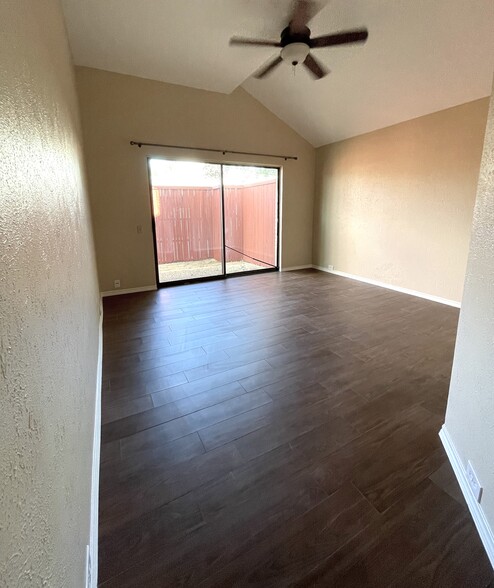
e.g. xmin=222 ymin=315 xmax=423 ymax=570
xmin=129 ymin=141 xmax=298 ymax=161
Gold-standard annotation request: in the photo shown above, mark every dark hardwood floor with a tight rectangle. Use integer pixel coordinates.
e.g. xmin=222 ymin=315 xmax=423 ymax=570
xmin=98 ymin=269 xmax=494 ymax=587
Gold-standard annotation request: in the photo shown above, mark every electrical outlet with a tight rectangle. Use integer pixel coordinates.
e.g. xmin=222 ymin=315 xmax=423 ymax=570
xmin=114 ymin=279 xmax=121 ymax=289
xmin=327 ymin=265 xmax=334 ymax=271
xmin=467 ymin=461 xmax=483 ymax=503
xmin=85 ymin=545 xmax=91 ymax=588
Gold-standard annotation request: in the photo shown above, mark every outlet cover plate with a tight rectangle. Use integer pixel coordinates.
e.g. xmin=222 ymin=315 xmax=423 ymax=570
xmin=114 ymin=280 xmax=121 ymax=289
xmin=467 ymin=461 xmax=483 ymax=503
xmin=327 ymin=265 xmax=334 ymax=271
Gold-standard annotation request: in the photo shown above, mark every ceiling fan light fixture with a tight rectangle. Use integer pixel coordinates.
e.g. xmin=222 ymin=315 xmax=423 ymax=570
xmin=280 ymin=42 xmax=310 ymax=66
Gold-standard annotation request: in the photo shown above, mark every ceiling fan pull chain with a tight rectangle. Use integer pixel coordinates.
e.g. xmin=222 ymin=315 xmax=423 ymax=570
xmin=292 ymin=63 xmax=296 ymax=76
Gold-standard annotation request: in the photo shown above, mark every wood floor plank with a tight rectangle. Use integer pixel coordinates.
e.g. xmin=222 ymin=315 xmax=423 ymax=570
xmin=233 ymin=392 xmax=358 ymax=462
xmin=150 ymin=379 xmax=245 ymax=408
xmin=199 ymin=484 xmax=380 ymax=587
xmin=151 ymin=358 xmax=273 ymax=400
xmin=103 ymin=383 xmax=266 ymax=444
xmin=108 ymin=370 xmax=189 ymax=401
xmin=100 ymin=439 xmax=120 ymax=464
xmin=297 ymin=479 xmax=493 ymax=588
xmin=201 ymin=326 xmax=308 ymax=355
xmin=99 ymin=469 xmax=331 ymax=587
xmin=183 ymin=343 xmax=287 ymax=382
xmin=108 ymin=349 xmax=229 ymax=390
xmin=99 ymin=443 xmax=245 ymax=535
xmin=100 ymin=432 xmax=206 ymax=490
xmin=103 ymin=346 xmax=207 ymax=380
xmin=118 ymin=388 xmax=271 ymax=455
xmin=101 ymin=394 xmax=153 ymax=425
xmin=198 ymin=403 xmax=275 ymax=451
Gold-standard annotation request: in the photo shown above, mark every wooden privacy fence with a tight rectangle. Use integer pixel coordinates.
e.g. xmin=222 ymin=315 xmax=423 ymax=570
xmin=152 ymin=180 xmax=277 ymax=266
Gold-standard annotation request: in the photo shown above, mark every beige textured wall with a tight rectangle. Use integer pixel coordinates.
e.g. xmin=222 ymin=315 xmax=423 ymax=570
xmin=75 ymin=67 xmax=315 ymax=293
xmin=313 ymin=98 xmax=489 ymax=302
xmin=0 ymin=1 xmax=100 ymax=586
xmin=445 ymin=84 xmax=494 ymax=536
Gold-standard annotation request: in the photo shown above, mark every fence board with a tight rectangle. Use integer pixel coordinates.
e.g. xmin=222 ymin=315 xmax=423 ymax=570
xmin=152 ymin=180 xmax=277 ymax=266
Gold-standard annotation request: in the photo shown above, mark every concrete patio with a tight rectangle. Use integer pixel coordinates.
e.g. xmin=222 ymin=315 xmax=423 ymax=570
xmin=158 ymin=258 xmax=264 ymax=282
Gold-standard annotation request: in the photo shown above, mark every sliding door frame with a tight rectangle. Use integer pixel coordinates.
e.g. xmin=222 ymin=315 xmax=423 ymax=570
xmin=147 ymin=156 xmax=280 ymax=288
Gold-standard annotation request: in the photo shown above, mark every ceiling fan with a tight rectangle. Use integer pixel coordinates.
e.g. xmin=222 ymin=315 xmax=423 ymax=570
xmin=230 ymin=0 xmax=368 ymax=80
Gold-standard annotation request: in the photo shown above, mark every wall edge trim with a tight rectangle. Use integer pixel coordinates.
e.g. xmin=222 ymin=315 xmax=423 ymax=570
xmin=89 ymin=302 xmax=103 ymax=587
xmin=312 ymin=266 xmax=461 ymax=308
xmin=281 ymin=265 xmax=313 ymax=271
xmin=101 ymin=285 xmax=157 ymax=297
xmin=439 ymin=425 xmax=494 ymax=569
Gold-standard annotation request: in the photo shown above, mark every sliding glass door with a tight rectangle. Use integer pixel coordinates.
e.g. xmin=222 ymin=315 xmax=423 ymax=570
xmin=223 ymin=165 xmax=278 ymax=275
xmin=149 ymin=159 xmax=223 ymax=283
xmin=149 ymin=158 xmax=279 ymax=285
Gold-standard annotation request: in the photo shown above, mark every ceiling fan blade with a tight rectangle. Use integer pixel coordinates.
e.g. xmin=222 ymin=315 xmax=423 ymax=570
xmin=289 ymin=0 xmax=316 ymax=34
xmin=303 ymin=53 xmax=329 ymax=79
xmin=310 ymin=28 xmax=368 ymax=48
xmin=254 ymin=55 xmax=283 ymax=79
xmin=230 ymin=37 xmax=281 ymax=47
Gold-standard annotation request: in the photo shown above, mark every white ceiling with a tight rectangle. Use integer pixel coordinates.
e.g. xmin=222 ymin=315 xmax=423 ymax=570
xmin=61 ymin=0 xmax=307 ymax=94
xmin=62 ymin=0 xmax=494 ymax=146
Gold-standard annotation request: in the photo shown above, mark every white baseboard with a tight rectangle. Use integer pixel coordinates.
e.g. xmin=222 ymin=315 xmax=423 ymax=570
xmin=439 ymin=425 xmax=494 ymax=568
xmin=88 ymin=303 xmax=103 ymax=588
xmin=281 ymin=265 xmax=313 ymax=272
xmin=312 ymin=266 xmax=461 ymax=308
xmin=101 ymin=285 xmax=157 ymax=297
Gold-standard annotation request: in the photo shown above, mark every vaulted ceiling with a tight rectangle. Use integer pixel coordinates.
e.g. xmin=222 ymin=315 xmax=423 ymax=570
xmin=61 ymin=0 xmax=494 ymax=146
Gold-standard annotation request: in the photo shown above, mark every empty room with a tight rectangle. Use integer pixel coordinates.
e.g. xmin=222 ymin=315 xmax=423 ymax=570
xmin=2 ymin=0 xmax=494 ymax=587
